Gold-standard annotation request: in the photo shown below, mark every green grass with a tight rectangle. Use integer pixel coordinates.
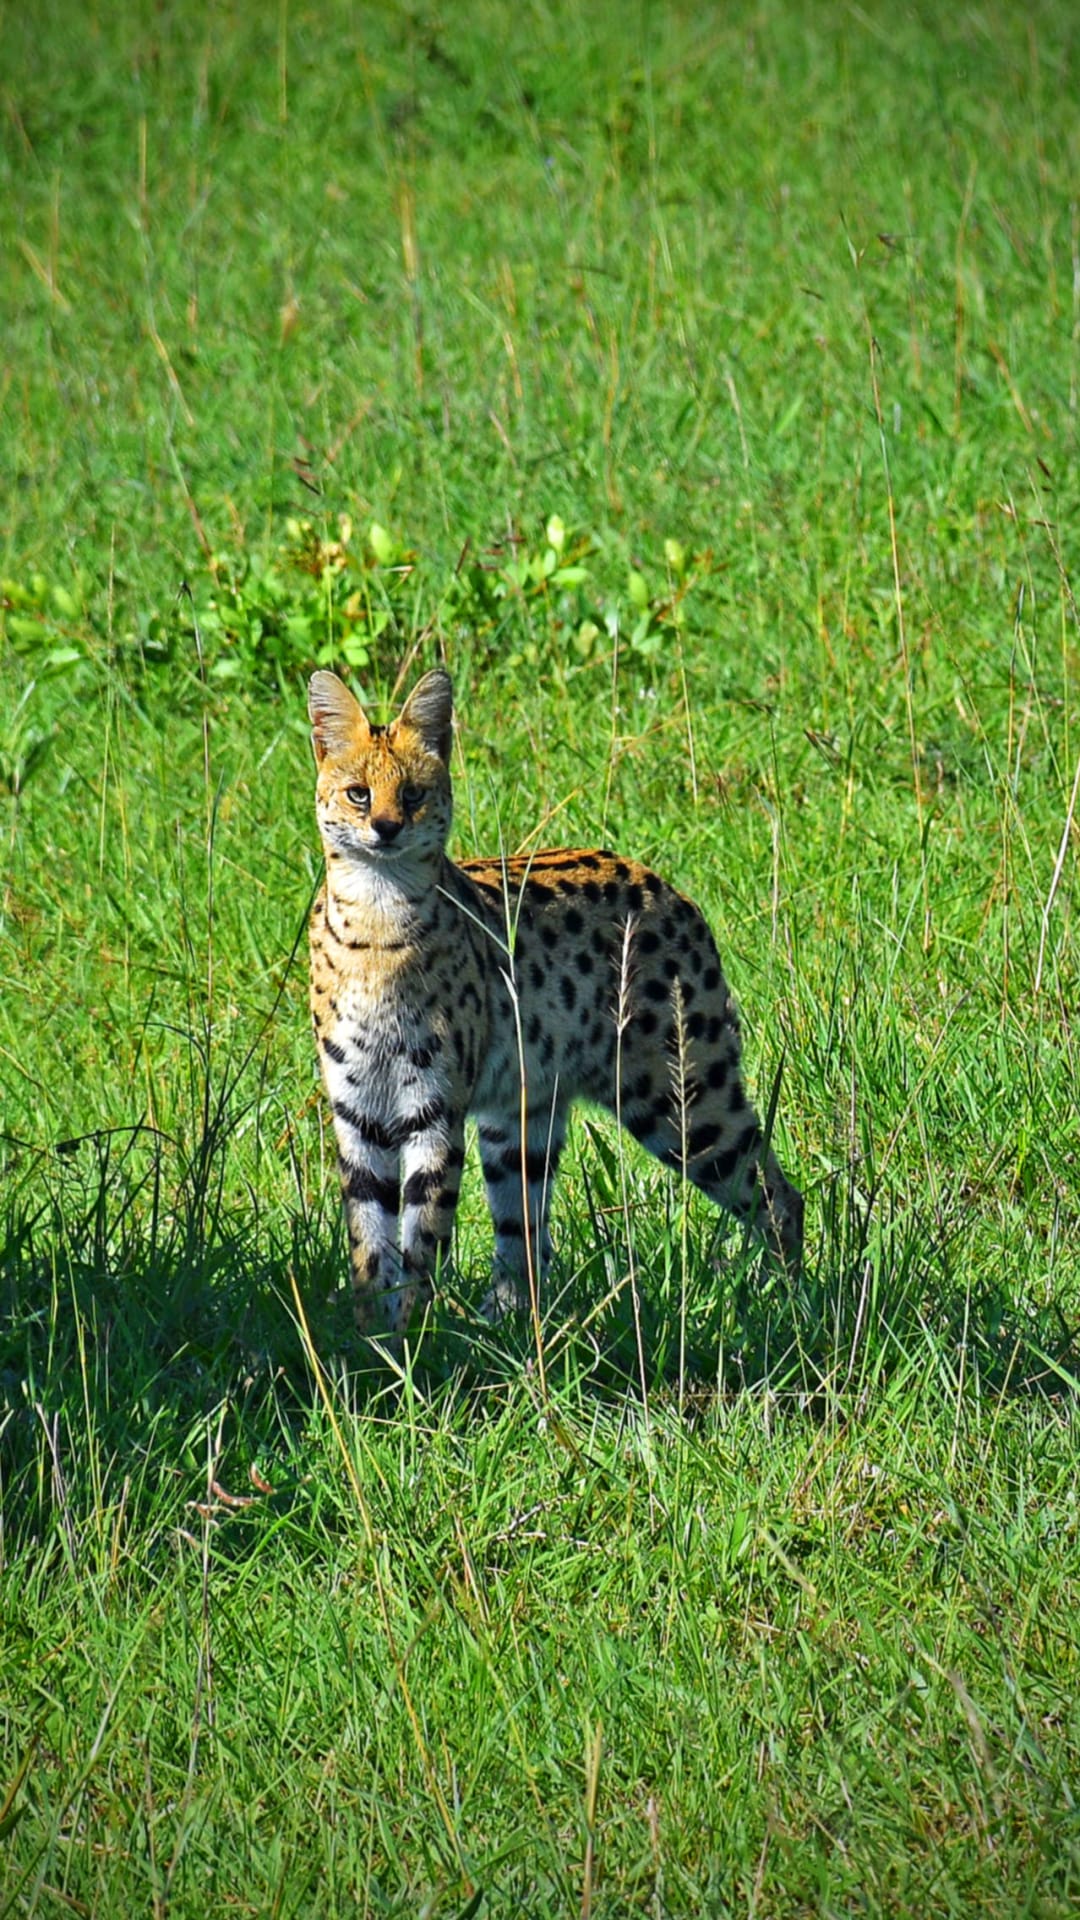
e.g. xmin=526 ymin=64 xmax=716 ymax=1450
xmin=2 ymin=0 xmax=1080 ymax=1911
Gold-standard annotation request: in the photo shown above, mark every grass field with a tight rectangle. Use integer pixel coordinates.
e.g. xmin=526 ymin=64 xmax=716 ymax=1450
xmin=3 ymin=1 xmax=1080 ymax=1912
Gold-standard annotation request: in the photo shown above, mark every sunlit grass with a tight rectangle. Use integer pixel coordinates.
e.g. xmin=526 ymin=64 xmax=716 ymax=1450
xmin=2 ymin=0 xmax=1079 ymax=1911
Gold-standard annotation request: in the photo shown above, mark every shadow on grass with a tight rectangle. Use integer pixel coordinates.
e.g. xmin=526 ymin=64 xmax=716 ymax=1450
xmin=2 ymin=1120 xmax=1077 ymax=1556
xmin=536 ymin=1172 xmax=1080 ymax=1417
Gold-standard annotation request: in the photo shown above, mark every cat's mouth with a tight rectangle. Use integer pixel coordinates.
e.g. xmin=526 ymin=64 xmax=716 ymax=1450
xmin=325 ymin=823 xmax=407 ymax=863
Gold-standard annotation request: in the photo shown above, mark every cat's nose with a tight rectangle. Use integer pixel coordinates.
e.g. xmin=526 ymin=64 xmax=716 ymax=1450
xmin=370 ymin=814 xmax=403 ymax=844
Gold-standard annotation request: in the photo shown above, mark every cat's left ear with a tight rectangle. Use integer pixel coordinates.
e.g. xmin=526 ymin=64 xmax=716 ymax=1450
xmin=397 ymin=669 xmax=453 ymax=762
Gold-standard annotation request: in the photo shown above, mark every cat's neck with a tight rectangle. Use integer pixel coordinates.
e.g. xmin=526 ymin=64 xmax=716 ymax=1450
xmin=324 ymin=846 xmax=451 ymax=927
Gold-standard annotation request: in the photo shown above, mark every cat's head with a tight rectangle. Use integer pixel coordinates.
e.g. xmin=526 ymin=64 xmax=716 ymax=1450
xmin=309 ymin=669 xmax=454 ymax=871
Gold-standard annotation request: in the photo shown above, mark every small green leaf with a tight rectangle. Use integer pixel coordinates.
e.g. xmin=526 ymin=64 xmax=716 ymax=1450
xmin=5 ymin=614 xmax=43 ymax=642
xmin=335 ymin=633 xmax=372 ymax=667
xmin=369 ymin=522 xmax=396 ymax=566
xmin=41 ymin=646 xmax=84 ymax=672
xmin=631 ymin=612 xmax=660 ymax=654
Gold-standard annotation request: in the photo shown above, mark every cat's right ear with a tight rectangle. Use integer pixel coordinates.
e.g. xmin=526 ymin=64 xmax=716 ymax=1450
xmin=308 ymin=672 xmax=368 ymax=765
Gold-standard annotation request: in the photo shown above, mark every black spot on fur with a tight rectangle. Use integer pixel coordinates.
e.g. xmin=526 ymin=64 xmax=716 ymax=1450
xmin=402 ymin=1167 xmax=440 ymax=1206
xmin=343 ymin=1161 xmax=400 ymax=1212
xmin=333 ymin=1100 xmax=397 ymax=1152
xmin=403 ymin=1098 xmax=447 ymax=1138
xmin=688 ymin=1122 xmax=721 ymax=1157
xmin=492 ymin=1147 xmax=556 ymax=1184
xmin=706 ymin=1143 xmax=742 ymax=1183
xmin=626 ymin=1101 xmax=669 ymax=1143
xmin=337 ymin=1099 xmax=447 ymax=1153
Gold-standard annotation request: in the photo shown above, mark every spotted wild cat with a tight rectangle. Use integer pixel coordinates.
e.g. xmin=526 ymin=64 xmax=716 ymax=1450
xmin=308 ymin=669 xmax=803 ymax=1334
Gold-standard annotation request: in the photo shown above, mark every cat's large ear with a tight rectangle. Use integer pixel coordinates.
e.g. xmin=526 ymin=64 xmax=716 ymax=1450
xmin=397 ymin=669 xmax=453 ymax=763
xmin=308 ymin=672 xmax=369 ymax=765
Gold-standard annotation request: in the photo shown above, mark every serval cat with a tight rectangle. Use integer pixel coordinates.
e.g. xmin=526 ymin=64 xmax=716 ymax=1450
xmin=308 ymin=669 xmax=803 ymax=1335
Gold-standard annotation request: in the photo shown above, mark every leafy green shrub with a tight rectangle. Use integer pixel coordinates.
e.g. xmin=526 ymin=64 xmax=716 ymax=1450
xmin=197 ymin=515 xmax=414 ymax=681
xmin=3 ymin=517 xmax=712 ymax=691
xmin=1 ymin=572 xmax=87 ymax=678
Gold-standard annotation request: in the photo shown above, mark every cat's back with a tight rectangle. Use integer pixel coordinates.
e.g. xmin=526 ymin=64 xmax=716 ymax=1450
xmin=459 ymin=846 xmax=721 ymax=969
xmin=456 ymin=845 xmax=731 ymax=1062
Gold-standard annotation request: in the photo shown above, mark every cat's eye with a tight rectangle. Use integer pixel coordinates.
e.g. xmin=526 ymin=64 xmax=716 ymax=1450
xmin=345 ymin=785 xmax=371 ymax=813
xmin=401 ymin=784 xmax=426 ymax=813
